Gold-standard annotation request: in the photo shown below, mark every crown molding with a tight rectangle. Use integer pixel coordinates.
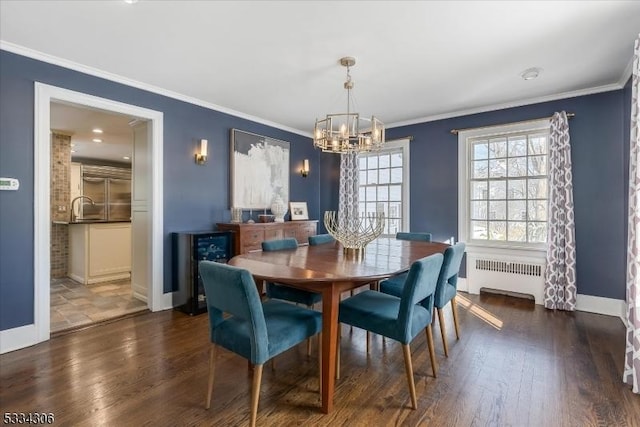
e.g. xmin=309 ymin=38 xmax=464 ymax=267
xmin=0 ymin=41 xmax=311 ymax=138
xmin=387 ymin=82 xmax=624 ymax=129
xmin=618 ymin=55 xmax=634 ymax=87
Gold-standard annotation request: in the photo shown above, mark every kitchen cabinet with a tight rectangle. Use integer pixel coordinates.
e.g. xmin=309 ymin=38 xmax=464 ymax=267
xmin=216 ymin=220 xmax=318 ymax=255
xmin=68 ymin=222 xmax=131 ymax=284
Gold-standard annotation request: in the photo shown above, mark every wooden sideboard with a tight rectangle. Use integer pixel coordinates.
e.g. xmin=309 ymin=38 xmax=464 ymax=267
xmin=216 ymin=220 xmax=318 ymax=255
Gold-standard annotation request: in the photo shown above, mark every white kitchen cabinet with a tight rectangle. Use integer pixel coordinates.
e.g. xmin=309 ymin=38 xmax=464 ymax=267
xmin=68 ymin=222 xmax=131 ymax=284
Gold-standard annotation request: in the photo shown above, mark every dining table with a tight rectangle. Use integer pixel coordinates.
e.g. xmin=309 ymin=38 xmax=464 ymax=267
xmin=227 ymin=236 xmax=450 ymax=413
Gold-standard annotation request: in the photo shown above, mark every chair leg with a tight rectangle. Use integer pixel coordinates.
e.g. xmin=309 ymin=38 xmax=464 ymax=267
xmin=437 ymin=308 xmax=449 ymax=357
xmin=206 ymin=344 xmax=217 ymax=409
xmin=318 ymin=332 xmax=322 ymax=395
xmin=425 ymin=325 xmax=438 ymax=378
xmin=366 ymin=331 xmax=371 ymax=354
xmin=249 ymin=364 xmax=263 ymax=427
xmin=401 ymin=344 xmax=417 ymax=410
xmin=307 ymin=304 xmax=313 ymax=356
xmin=451 ymin=296 xmax=461 ymax=340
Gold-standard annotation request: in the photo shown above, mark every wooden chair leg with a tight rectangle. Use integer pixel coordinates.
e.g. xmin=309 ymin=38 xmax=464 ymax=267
xmin=425 ymin=325 xmax=438 ymax=378
xmin=206 ymin=344 xmax=217 ymax=409
xmin=307 ymin=304 xmax=313 ymax=356
xmin=318 ymin=332 xmax=322 ymax=395
xmin=249 ymin=364 xmax=263 ymax=427
xmin=366 ymin=331 xmax=371 ymax=354
xmin=437 ymin=308 xmax=449 ymax=357
xmin=451 ymin=296 xmax=461 ymax=339
xmin=401 ymin=344 xmax=417 ymax=410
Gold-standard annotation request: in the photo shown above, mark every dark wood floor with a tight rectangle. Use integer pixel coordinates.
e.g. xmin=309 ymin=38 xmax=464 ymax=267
xmin=1 ymin=292 xmax=638 ymax=426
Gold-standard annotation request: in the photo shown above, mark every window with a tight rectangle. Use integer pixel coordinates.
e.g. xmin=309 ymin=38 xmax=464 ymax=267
xmin=357 ymin=139 xmax=410 ymax=236
xmin=459 ymin=120 xmax=549 ymax=249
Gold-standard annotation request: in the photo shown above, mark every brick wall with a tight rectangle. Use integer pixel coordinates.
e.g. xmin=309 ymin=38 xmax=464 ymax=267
xmin=50 ymin=132 xmax=71 ymax=278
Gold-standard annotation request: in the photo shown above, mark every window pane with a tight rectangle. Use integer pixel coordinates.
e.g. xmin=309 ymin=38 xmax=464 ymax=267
xmin=489 ymin=138 xmax=507 ymax=158
xmin=389 ymin=202 xmax=401 ymax=218
xmin=473 ymin=141 xmax=488 ymax=160
xmin=489 ymin=180 xmax=506 ymax=199
xmin=528 ymin=178 xmax=547 ymax=199
xmin=473 ymin=160 xmax=488 ymax=178
xmin=471 ymin=181 xmax=488 ymax=199
xmin=471 ymin=201 xmax=487 ymax=220
xmin=507 ymin=221 xmax=526 ymax=242
xmin=391 ymin=153 xmax=402 ymax=167
xmin=368 ymin=156 xmax=378 ymax=169
xmin=377 ymin=187 xmax=389 ymax=201
xmin=358 ymin=187 xmax=365 ymax=201
xmin=489 ymin=159 xmax=507 ymax=178
xmin=489 ymin=221 xmax=506 ymax=240
xmin=508 ymin=179 xmax=526 ymax=199
xmin=359 ymin=157 xmax=367 ymax=169
xmin=508 ymin=200 xmax=527 ymax=220
xmin=365 ymin=202 xmax=377 ymax=215
xmin=508 ymin=136 xmax=527 ymax=157
xmin=528 ymin=200 xmax=547 ymax=221
xmin=390 ymin=167 xmax=402 ymax=183
xmin=366 ymin=187 xmax=376 ymax=200
xmin=489 ymin=200 xmax=506 ymax=220
xmin=367 ymin=169 xmax=378 ymax=184
xmin=388 ymin=218 xmax=401 ymax=235
xmin=376 ymin=202 xmax=387 ymax=215
xmin=359 ymin=170 xmax=367 ymax=184
xmin=358 ymin=202 xmax=365 ymax=215
xmin=528 ymin=222 xmax=547 ymax=243
xmin=472 ymin=221 xmax=488 ymax=239
xmin=507 ymin=157 xmax=527 ymax=177
xmin=528 ymin=155 xmax=547 ymax=176
xmin=379 ymin=168 xmax=390 ymax=184
xmin=528 ymin=135 xmax=547 ymax=155
xmin=378 ymin=154 xmax=390 ymax=168
xmin=389 ymin=185 xmax=401 ymax=201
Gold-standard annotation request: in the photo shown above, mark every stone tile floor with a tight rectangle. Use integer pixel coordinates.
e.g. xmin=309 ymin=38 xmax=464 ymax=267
xmin=51 ymin=277 xmax=148 ymax=333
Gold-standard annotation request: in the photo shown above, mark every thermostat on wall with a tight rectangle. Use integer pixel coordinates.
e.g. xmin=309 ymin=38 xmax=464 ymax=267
xmin=0 ymin=177 xmax=19 ymax=191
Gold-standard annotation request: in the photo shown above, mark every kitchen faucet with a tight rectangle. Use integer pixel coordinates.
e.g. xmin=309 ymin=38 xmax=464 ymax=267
xmin=70 ymin=196 xmax=95 ymax=222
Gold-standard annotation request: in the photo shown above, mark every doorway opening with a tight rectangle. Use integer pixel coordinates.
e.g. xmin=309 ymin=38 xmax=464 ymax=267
xmin=34 ymin=83 xmax=165 ymax=345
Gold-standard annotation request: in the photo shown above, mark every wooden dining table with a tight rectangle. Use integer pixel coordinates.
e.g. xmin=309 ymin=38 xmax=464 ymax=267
xmin=227 ymin=237 xmax=450 ymax=413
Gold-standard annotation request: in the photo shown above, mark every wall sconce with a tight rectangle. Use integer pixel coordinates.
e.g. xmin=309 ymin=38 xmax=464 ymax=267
xmin=195 ymin=139 xmax=208 ymax=165
xmin=300 ymin=159 xmax=310 ymax=177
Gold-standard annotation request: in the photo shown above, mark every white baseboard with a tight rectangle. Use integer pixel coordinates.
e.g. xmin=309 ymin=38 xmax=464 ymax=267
xmin=457 ymin=277 xmax=468 ymax=293
xmin=576 ymin=294 xmax=626 ymax=323
xmin=0 ymin=324 xmax=38 ymax=354
xmin=161 ymin=291 xmax=175 ymax=311
xmin=132 ymin=290 xmax=148 ymax=303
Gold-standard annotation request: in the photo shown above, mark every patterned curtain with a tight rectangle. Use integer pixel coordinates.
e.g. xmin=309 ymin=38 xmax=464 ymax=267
xmin=543 ymin=111 xmax=577 ymax=310
xmin=624 ymin=34 xmax=640 ymax=394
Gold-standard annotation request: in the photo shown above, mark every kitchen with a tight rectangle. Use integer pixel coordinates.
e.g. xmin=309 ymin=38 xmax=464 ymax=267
xmin=49 ymin=102 xmax=147 ymax=333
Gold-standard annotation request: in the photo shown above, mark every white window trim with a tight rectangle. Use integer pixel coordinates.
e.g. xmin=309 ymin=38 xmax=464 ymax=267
xmin=359 ymin=138 xmax=410 ymax=234
xmin=458 ymin=120 xmax=549 ymax=254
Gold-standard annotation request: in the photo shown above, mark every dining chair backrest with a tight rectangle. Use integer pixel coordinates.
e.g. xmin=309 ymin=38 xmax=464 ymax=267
xmin=396 ymin=232 xmax=432 ymax=242
xmin=262 ymin=238 xmax=298 ymax=252
xmin=434 ymin=242 xmax=466 ymax=307
xmin=308 ymin=234 xmax=335 ymax=245
xmin=199 ymin=261 xmax=269 ymax=364
xmin=397 ymin=253 xmax=444 ymax=342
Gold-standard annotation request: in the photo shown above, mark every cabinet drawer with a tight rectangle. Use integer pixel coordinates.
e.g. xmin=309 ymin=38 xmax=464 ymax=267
xmin=264 ymin=229 xmax=284 ymax=241
xmin=284 ymin=229 xmax=297 ymax=239
xmin=241 ymin=230 xmax=265 ymax=247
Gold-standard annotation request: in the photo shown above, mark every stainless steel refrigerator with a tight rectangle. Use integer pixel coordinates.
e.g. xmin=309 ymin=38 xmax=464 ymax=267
xmin=80 ymin=166 xmax=131 ymax=221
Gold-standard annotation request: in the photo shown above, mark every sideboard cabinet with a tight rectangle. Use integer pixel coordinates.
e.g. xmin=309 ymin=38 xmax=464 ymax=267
xmin=216 ymin=220 xmax=318 ymax=255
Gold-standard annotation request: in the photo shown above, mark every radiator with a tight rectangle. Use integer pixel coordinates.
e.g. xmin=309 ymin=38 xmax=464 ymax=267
xmin=466 ymin=253 xmax=545 ymax=304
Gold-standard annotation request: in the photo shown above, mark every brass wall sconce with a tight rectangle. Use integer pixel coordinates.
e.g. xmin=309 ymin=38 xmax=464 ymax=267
xmin=195 ymin=139 xmax=208 ymax=165
xmin=300 ymin=159 xmax=310 ymax=177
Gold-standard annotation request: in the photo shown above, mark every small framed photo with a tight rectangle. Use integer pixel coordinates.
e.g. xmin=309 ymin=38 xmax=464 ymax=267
xmin=289 ymin=202 xmax=309 ymax=220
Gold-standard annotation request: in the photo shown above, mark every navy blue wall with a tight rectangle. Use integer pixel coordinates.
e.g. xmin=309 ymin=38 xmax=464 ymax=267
xmin=382 ymin=91 xmax=628 ymax=300
xmin=0 ymin=50 xmax=318 ymax=331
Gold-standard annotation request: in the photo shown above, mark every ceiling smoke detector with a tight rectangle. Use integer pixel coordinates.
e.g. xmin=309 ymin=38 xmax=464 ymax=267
xmin=521 ymin=67 xmax=542 ymax=81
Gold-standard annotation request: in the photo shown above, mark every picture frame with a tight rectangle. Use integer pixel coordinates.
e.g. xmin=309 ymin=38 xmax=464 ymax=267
xmin=289 ymin=202 xmax=309 ymax=220
xmin=230 ymin=129 xmax=290 ymax=209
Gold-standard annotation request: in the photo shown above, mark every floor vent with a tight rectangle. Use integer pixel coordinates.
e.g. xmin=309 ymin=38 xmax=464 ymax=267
xmin=467 ymin=254 xmax=545 ymax=305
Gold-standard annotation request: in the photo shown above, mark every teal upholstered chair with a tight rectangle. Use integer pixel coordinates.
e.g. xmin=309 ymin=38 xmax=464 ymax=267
xmin=308 ymin=233 xmax=335 ymax=246
xmin=338 ymin=253 xmax=444 ymax=409
xmin=379 ymin=232 xmax=433 ymax=294
xmin=380 ymin=242 xmax=465 ymax=357
xmin=199 ymin=261 xmax=322 ymax=427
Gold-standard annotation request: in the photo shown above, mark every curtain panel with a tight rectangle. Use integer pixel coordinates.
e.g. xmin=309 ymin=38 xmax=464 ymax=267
xmin=624 ymin=34 xmax=640 ymax=395
xmin=543 ymin=111 xmax=577 ymax=311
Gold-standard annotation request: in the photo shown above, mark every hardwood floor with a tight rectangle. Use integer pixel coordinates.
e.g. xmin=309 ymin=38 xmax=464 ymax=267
xmin=1 ymin=292 xmax=638 ymax=426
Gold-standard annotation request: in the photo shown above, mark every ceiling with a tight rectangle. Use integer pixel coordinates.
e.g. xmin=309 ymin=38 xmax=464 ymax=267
xmin=2 ymin=1 xmax=639 ymax=135
xmin=51 ymin=102 xmax=134 ymax=164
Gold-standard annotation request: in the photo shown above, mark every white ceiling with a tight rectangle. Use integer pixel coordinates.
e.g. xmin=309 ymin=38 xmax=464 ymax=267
xmin=2 ymin=1 xmax=639 ymax=135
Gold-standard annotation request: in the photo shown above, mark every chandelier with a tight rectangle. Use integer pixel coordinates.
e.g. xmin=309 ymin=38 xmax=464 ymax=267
xmin=313 ymin=57 xmax=385 ymax=154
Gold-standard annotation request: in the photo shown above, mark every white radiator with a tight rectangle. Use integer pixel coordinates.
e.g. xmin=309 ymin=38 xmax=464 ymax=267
xmin=466 ymin=252 xmax=546 ymax=305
